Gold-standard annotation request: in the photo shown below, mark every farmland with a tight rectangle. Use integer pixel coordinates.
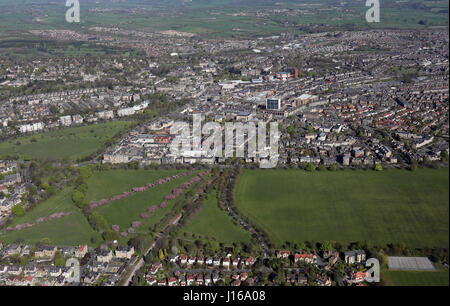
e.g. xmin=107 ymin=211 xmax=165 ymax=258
xmin=0 ymin=0 xmax=448 ymax=42
xmin=0 ymin=120 xmax=135 ymax=161
xmin=235 ymin=168 xmax=449 ymax=248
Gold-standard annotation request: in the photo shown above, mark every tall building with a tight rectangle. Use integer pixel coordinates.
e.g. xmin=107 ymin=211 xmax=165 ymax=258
xmin=288 ymin=68 xmax=299 ymax=78
xmin=277 ymin=72 xmax=291 ymax=81
xmin=266 ymin=98 xmax=281 ymax=110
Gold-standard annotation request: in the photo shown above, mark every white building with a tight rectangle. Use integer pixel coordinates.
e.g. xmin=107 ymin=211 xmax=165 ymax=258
xmin=96 ymin=110 xmax=114 ymax=120
xmin=60 ymin=116 xmax=72 ymax=126
xmin=133 ymin=101 xmax=149 ymax=112
xmin=19 ymin=122 xmax=44 ymax=133
xmin=117 ymin=107 xmax=136 ymax=117
xmin=72 ymin=115 xmax=84 ymax=125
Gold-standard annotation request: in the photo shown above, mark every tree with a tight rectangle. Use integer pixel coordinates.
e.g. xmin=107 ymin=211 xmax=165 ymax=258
xmin=72 ymin=190 xmax=86 ymax=208
xmin=103 ymin=230 xmax=119 ymax=242
xmin=54 ymin=251 xmax=66 ymax=267
xmin=304 ymin=163 xmax=316 ymax=172
xmin=320 ymin=241 xmax=332 ymax=251
xmin=89 ymin=212 xmax=109 ymax=232
xmin=40 ymin=237 xmax=51 ymax=245
xmin=78 ymin=166 xmax=93 ymax=179
xmin=129 ymin=236 xmax=146 ymax=253
xmin=440 ymin=151 xmax=449 ymax=162
xmin=11 ymin=204 xmax=25 ymax=216
xmin=329 ymin=164 xmax=338 ymax=172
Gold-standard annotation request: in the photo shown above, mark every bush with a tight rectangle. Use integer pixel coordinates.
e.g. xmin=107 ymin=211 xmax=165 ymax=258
xmin=89 ymin=212 xmax=109 ymax=232
xmin=54 ymin=252 xmax=66 ymax=266
xmin=11 ymin=204 xmax=26 ymax=217
xmin=103 ymin=230 xmax=119 ymax=242
xmin=440 ymin=151 xmax=449 ymax=162
xmin=72 ymin=190 xmax=87 ymax=208
xmin=304 ymin=163 xmax=316 ymax=172
xmin=329 ymin=164 xmax=338 ymax=171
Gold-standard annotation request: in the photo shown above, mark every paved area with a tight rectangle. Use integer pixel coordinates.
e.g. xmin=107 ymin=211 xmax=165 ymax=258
xmin=388 ymin=256 xmax=436 ymax=271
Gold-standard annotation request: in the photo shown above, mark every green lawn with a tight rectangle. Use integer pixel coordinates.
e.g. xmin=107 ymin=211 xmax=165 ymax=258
xmin=91 ymin=169 xmax=199 ymax=235
xmin=85 ymin=169 xmax=185 ymax=201
xmin=383 ymin=270 xmax=449 ymax=286
xmin=0 ymin=188 xmax=102 ymax=246
xmin=235 ymin=168 xmax=449 ymax=248
xmin=0 ymin=121 xmax=134 ymax=161
xmin=181 ymin=191 xmax=251 ymax=243
xmin=0 ymin=169 xmax=196 ymax=246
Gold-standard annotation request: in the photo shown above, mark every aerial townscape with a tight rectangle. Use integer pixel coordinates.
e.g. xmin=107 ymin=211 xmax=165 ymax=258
xmin=0 ymin=0 xmax=448 ymax=290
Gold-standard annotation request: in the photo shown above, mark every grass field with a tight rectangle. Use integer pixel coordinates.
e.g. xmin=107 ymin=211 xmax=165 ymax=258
xmin=181 ymin=191 xmax=251 ymax=243
xmin=91 ymin=169 xmax=199 ymax=234
xmin=383 ymin=270 xmax=449 ymax=286
xmin=0 ymin=169 xmax=197 ymax=246
xmin=0 ymin=188 xmax=102 ymax=246
xmin=235 ymin=168 xmax=449 ymax=248
xmin=0 ymin=121 xmax=134 ymax=161
xmin=0 ymin=0 xmax=447 ymax=42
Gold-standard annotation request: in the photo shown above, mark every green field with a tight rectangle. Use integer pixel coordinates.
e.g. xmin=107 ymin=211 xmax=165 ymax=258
xmin=0 ymin=121 xmax=134 ymax=161
xmin=383 ymin=270 xmax=449 ymax=286
xmin=0 ymin=169 xmax=197 ymax=246
xmin=235 ymin=168 xmax=449 ymax=248
xmin=0 ymin=188 xmax=102 ymax=246
xmin=181 ymin=191 xmax=251 ymax=243
xmin=0 ymin=0 xmax=447 ymax=42
xmin=91 ymin=169 xmax=199 ymax=234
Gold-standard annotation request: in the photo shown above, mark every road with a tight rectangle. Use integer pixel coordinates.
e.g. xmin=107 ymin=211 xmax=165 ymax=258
xmin=171 ymin=268 xmax=251 ymax=274
xmin=122 ymin=236 xmax=160 ymax=286
xmin=122 ymin=176 xmax=217 ymax=286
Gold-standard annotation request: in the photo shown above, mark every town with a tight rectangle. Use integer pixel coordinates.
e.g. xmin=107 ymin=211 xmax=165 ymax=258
xmin=1 ymin=29 xmax=448 ymax=168
xmin=0 ymin=0 xmax=448 ymax=288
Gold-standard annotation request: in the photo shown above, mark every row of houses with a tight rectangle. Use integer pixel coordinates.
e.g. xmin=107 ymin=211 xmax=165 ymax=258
xmin=96 ymin=246 xmax=135 ymax=263
xmin=276 ymin=249 xmax=366 ymax=265
xmin=173 ymin=254 xmax=257 ymax=268
xmin=147 ymin=271 xmax=223 ymax=287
